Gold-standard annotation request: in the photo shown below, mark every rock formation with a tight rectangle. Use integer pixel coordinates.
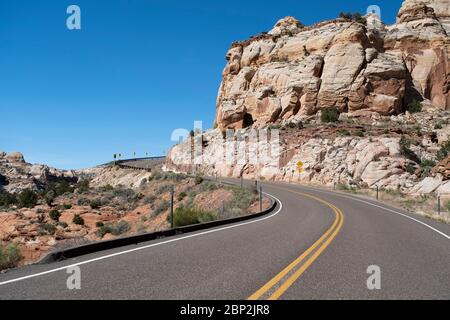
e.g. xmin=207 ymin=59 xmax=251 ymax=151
xmin=214 ymin=0 xmax=449 ymax=129
xmin=0 ymin=151 xmax=77 ymax=193
xmin=167 ymin=0 xmax=450 ymax=195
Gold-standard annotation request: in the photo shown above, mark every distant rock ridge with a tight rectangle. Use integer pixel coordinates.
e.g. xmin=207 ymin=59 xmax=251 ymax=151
xmin=214 ymin=0 xmax=450 ymax=129
xmin=0 ymin=151 xmax=77 ymax=193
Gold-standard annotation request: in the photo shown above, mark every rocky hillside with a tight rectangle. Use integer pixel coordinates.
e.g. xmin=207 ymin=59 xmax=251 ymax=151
xmin=0 ymin=160 xmax=264 ymax=270
xmin=215 ymin=0 xmax=449 ymax=129
xmin=0 ymin=151 xmax=78 ymax=194
xmin=166 ymin=0 xmax=450 ymax=195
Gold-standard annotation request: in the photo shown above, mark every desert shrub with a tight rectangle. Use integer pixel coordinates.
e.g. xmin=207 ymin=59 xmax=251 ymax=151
xmin=99 ymin=184 xmax=114 ymax=192
xmin=177 ymin=192 xmax=187 ymax=202
xmin=63 ymin=203 xmax=72 ymax=210
xmin=113 ymin=188 xmax=136 ymax=201
xmin=49 ymin=209 xmax=61 ymax=222
xmin=353 ymin=12 xmax=367 ymax=25
xmin=154 ymin=200 xmax=170 ymax=216
xmin=268 ymin=124 xmax=282 ymax=130
xmin=353 ymin=130 xmax=365 ymax=137
xmin=44 ymin=180 xmax=74 ymax=197
xmin=339 ymin=12 xmax=366 ymax=25
xmin=194 ymin=175 xmax=204 ymax=185
xmin=155 ymin=184 xmax=173 ymax=195
xmin=96 ymin=221 xmax=104 ymax=228
xmin=77 ymin=198 xmax=90 ymax=206
xmin=339 ymin=12 xmax=353 ymax=20
xmin=407 ymin=99 xmax=422 ymax=113
xmin=420 ymin=159 xmax=436 ymax=178
xmin=399 ymin=136 xmax=420 ymax=163
xmin=44 ymin=190 xmax=56 ymax=206
xmin=161 ymin=172 xmax=187 ymax=182
xmin=225 ymin=187 xmax=258 ymax=217
xmin=445 ymin=201 xmax=450 ymax=213
xmin=42 ymin=223 xmax=57 ymax=235
xmin=406 ymin=163 xmax=417 ymax=175
xmin=139 ymin=179 xmax=147 ymax=188
xmin=72 ymin=214 xmax=85 ymax=226
xmin=76 ymin=179 xmax=90 ymax=193
xmin=321 ymin=107 xmax=340 ymax=123
xmin=17 ymin=189 xmax=38 ymax=208
xmin=172 ymin=206 xmax=217 ymax=227
xmin=382 ymin=188 xmax=405 ymax=198
xmin=0 ymin=243 xmax=22 ymax=270
xmin=144 ymin=195 xmax=157 ymax=205
xmin=338 ymin=129 xmax=351 ymax=136
xmin=199 ymin=181 xmax=219 ymax=192
xmin=96 ymin=221 xmax=130 ymax=238
xmin=151 ymin=171 xmax=163 ymax=180
xmin=285 ymin=121 xmax=302 ymax=130
xmin=55 ymin=180 xmax=74 ymax=195
xmin=437 ymin=140 xmax=450 ymax=161
xmin=435 ymin=123 xmax=443 ymax=130
xmin=90 ymin=199 xmax=103 ymax=210
xmin=421 ymin=159 xmax=436 ymax=168
xmin=0 ymin=190 xmax=16 ymax=207
xmin=336 ymin=184 xmax=359 ymax=193
xmin=136 ymin=224 xmax=147 ymax=234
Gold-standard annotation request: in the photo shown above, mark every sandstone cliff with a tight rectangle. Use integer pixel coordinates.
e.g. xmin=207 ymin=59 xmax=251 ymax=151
xmin=166 ymin=0 xmax=450 ymax=195
xmin=215 ymin=0 xmax=449 ymax=129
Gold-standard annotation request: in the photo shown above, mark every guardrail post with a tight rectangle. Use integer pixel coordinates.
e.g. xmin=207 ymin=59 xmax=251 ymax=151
xmin=170 ymin=185 xmax=174 ymax=229
xmin=438 ymin=192 xmax=441 ymax=216
xmin=376 ymin=186 xmax=379 ymax=201
xmin=259 ymin=186 xmax=263 ymax=212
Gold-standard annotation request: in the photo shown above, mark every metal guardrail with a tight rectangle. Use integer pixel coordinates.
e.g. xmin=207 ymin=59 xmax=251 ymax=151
xmin=39 ymin=188 xmax=277 ymax=264
xmin=39 ymin=163 xmax=277 ymax=263
xmin=101 ymin=157 xmax=166 ymax=171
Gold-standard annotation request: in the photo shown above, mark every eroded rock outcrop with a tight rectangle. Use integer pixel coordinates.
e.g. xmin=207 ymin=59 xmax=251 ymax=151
xmin=0 ymin=152 xmax=77 ymax=193
xmin=214 ymin=0 xmax=449 ymax=129
xmin=167 ymin=1 xmax=450 ymax=195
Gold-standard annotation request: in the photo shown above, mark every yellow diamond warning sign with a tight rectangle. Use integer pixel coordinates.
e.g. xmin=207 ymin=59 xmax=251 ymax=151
xmin=297 ymin=161 xmax=304 ymax=173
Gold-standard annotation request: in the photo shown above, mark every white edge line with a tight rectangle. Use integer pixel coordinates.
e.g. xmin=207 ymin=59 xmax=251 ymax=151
xmin=0 ymin=193 xmax=283 ymax=287
xmin=303 ymin=186 xmax=450 ymax=241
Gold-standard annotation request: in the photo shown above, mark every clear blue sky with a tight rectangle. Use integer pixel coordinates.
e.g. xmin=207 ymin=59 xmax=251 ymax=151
xmin=0 ymin=0 xmax=403 ymax=169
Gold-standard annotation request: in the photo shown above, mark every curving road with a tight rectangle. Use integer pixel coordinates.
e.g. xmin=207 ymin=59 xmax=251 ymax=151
xmin=0 ymin=180 xmax=449 ymax=300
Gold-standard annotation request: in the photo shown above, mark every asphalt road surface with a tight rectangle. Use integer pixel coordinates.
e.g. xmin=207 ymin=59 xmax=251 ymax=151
xmin=1 ymin=180 xmax=449 ymax=300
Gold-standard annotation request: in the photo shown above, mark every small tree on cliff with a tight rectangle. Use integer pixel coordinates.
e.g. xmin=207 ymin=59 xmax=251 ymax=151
xmin=321 ymin=107 xmax=340 ymax=123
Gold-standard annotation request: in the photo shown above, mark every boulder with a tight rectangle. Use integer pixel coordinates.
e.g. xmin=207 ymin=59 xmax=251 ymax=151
xmin=410 ymin=175 xmax=443 ymax=194
xmin=6 ymin=152 xmax=25 ymax=163
xmin=432 ymin=156 xmax=450 ymax=179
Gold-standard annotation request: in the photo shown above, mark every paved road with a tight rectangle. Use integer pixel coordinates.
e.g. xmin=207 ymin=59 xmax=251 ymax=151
xmin=0 ymin=180 xmax=449 ymax=300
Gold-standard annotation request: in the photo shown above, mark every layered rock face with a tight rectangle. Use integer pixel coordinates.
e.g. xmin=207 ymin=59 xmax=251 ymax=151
xmin=166 ymin=0 xmax=450 ymax=194
xmin=0 ymin=151 xmax=78 ymax=193
xmin=215 ymin=0 xmax=450 ymax=129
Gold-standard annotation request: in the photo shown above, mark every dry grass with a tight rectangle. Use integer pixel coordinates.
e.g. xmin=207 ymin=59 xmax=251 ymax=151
xmin=333 ymin=185 xmax=450 ymax=224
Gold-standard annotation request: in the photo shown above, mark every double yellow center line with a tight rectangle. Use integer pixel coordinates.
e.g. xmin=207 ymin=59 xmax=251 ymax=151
xmin=248 ymin=187 xmax=344 ymax=300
